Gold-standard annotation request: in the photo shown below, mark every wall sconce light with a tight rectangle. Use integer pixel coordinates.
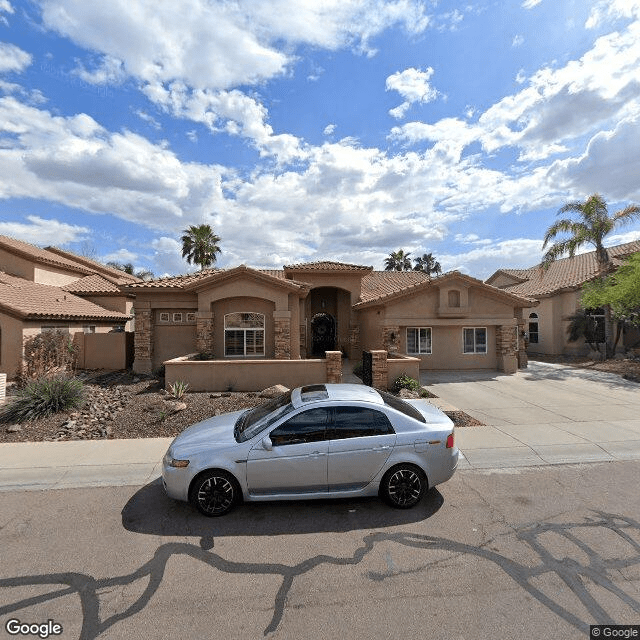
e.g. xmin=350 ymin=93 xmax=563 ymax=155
xmin=321 ymin=299 xmax=326 ymax=309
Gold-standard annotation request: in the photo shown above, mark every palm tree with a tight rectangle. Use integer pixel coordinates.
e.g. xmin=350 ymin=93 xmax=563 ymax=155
xmin=542 ymin=193 xmax=640 ymax=356
xmin=384 ymin=249 xmax=412 ymax=271
xmin=107 ymin=261 xmax=154 ymax=281
xmin=542 ymin=194 xmax=640 ymax=271
xmin=181 ymin=224 xmax=222 ymax=270
xmin=413 ymin=252 xmax=442 ymax=276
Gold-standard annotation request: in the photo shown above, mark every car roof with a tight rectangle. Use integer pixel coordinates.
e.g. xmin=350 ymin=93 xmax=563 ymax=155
xmin=291 ymin=383 xmax=382 ymax=409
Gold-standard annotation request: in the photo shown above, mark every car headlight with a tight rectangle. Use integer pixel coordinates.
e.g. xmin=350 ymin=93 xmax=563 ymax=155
xmin=164 ymin=452 xmax=190 ymax=468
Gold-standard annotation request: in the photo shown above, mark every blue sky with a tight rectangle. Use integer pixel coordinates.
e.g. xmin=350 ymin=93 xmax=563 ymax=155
xmin=1 ymin=0 xmax=639 ymax=278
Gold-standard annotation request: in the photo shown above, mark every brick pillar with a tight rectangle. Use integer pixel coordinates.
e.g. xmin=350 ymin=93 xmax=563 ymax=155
xmin=196 ymin=312 xmax=214 ymax=357
xmin=325 ymin=351 xmax=342 ymax=383
xmin=370 ymin=349 xmax=388 ymax=390
xmin=382 ymin=326 xmax=400 ymax=353
xmin=496 ymin=325 xmax=518 ymax=374
xmin=133 ymin=307 xmax=153 ymax=374
xmin=274 ymin=311 xmax=291 ymax=359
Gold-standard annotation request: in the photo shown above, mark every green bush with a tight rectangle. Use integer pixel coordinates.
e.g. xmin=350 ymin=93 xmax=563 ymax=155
xmin=0 ymin=376 xmax=86 ymax=423
xmin=392 ymin=374 xmax=421 ymax=393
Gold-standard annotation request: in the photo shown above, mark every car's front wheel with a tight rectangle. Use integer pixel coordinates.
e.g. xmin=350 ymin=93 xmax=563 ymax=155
xmin=381 ymin=465 xmax=426 ymax=509
xmin=189 ymin=470 xmax=239 ymax=517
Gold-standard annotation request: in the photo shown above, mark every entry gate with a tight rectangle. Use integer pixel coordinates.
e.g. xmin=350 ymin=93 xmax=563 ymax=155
xmin=362 ymin=350 xmax=373 ymax=387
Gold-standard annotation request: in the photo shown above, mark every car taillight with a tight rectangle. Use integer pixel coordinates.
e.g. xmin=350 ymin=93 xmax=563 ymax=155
xmin=446 ymin=433 xmax=454 ymax=448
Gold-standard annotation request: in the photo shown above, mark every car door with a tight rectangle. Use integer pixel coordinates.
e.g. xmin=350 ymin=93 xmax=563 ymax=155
xmin=246 ymin=407 xmax=330 ymax=496
xmin=327 ymin=406 xmax=396 ymax=491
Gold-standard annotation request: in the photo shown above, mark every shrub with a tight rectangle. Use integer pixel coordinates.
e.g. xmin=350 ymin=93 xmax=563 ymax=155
xmin=392 ymin=374 xmax=421 ymax=394
xmin=18 ymin=332 xmax=78 ymax=383
xmin=169 ymin=380 xmax=189 ymax=400
xmin=0 ymin=376 xmax=85 ymax=423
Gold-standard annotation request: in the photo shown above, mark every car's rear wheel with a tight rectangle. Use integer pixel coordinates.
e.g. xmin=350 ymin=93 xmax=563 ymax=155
xmin=189 ymin=470 xmax=239 ymax=517
xmin=381 ymin=465 xmax=426 ymax=509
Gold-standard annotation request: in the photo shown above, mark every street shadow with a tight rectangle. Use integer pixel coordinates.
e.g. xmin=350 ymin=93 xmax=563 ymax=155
xmin=121 ymin=479 xmax=444 ymax=541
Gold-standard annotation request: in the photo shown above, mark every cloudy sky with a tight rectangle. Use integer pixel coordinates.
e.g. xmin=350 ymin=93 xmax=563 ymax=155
xmin=1 ymin=0 xmax=640 ymax=278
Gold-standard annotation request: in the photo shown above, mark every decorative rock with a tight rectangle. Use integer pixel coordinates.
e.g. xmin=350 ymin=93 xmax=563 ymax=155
xmin=165 ymin=400 xmax=187 ymax=412
xmin=260 ymin=384 xmax=289 ymax=398
xmin=398 ymin=388 xmax=420 ymax=399
xmin=6 ymin=424 xmax=21 ymax=433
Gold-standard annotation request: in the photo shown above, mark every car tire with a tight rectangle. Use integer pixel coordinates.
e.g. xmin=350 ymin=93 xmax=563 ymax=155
xmin=189 ymin=470 xmax=239 ymax=517
xmin=381 ymin=464 xmax=426 ymax=509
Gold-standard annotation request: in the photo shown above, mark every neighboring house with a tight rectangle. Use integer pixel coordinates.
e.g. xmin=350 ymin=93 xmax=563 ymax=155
xmin=0 ymin=235 xmax=137 ymax=378
xmin=123 ymin=261 xmax=534 ymax=375
xmin=486 ymin=240 xmax=640 ymax=356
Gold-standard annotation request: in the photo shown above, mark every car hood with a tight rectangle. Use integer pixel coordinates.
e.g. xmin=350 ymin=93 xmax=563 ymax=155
xmin=404 ymin=400 xmax=454 ymax=428
xmin=171 ymin=409 xmax=246 ymax=451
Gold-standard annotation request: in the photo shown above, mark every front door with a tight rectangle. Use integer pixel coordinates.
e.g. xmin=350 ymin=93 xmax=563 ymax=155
xmin=311 ymin=313 xmax=336 ymax=356
xmin=246 ymin=408 xmax=330 ymax=495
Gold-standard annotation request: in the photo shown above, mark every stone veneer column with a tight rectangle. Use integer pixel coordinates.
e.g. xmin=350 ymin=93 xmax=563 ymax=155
xmin=382 ymin=326 xmax=401 ymax=353
xmin=516 ymin=319 xmax=528 ymax=369
xmin=370 ymin=349 xmax=388 ymax=391
xmin=348 ymin=324 xmax=360 ymax=359
xmin=496 ymin=325 xmax=518 ymax=373
xmin=325 ymin=351 xmax=343 ymax=383
xmin=273 ymin=311 xmax=291 ymax=359
xmin=133 ymin=306 xmax=153 ymax=374
xmin=196 ymin=312 xmax=214 ymax=357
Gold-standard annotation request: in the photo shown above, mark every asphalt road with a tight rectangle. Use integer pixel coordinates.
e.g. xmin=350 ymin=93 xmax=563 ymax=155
xmin=1 ymin=461 xmax=640 ymax=640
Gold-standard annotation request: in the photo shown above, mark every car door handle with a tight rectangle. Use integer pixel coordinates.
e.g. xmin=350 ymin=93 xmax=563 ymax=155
xmin=372 ymin=446 xmax=391 ymax=451
xmin=309 ymin=451 xmax=327 ymax=458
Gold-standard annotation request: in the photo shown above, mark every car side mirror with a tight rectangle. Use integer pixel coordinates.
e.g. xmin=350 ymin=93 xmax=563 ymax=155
xmin=262 ymin=436 xmax=273 ymax=451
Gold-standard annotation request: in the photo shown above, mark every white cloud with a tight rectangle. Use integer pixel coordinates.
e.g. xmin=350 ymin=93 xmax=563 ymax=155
xmin=512 ymin=35 xmax=524 ymax=47
xmin=0 ymin=215 xmax=89 ymax=245
xmin=0 ymin=1 xmax=13 ymax=26
xmin=0 ymin=42 xmax=32 ymax=73
xmin=522 ymin=0 xmax=542 ymax=8
xmin=323 ymin=123 xmax=337 ymax=136
xmin=101 ymin=248 xmax=138 ymax=263
xmin=586 ymin=0 xmax=640 ymax=29
xmin=73 ymin=54 xmax=126 ymax=85
xmin=386 ymin=67 xmax=439 ymax=119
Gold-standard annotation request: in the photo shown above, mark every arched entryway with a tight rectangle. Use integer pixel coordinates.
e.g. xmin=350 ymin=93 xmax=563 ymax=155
xmin=311 ymin=312 xmax=336 ymax=356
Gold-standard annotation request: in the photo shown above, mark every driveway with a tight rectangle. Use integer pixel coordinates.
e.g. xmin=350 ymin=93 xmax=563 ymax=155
xmin=421 ymin=361 xmax=640 ymax=469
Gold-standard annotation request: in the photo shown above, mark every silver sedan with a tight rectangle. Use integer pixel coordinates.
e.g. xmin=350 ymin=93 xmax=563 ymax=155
xmin=162 ymin=383 xmax=458 ymax=516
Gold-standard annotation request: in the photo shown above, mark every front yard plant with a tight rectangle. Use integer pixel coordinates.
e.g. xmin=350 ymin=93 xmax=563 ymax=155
xmin=392 ymin=374 xmax=421 ymax=394
xmin=0 ymin=375 xmax=86 ymax=423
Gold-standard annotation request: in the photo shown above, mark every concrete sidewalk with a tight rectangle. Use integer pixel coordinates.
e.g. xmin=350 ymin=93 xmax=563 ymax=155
xmin=0 ymin=361 xmax=638 ymax=492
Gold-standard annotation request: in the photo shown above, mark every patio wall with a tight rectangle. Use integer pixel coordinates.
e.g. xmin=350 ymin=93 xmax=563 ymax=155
xmin=164 ymin=351 xmax=343 ymax=392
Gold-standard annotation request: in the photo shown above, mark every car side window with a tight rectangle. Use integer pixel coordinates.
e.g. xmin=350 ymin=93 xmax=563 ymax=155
xmin=331 ymin=406 xmax=394 ymax=440
xmin=269 ymin=408 xmax=330 ymax=446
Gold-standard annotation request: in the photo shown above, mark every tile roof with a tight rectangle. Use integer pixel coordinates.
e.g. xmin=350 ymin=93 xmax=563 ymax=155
xmin=124 ymin=269 xmax=222 ymax=289
xmin=44 ymin=247 xmax=141 ymax=284
xmin=0 ymin=272 xmax=130 ymax=321
xmin=62 ymin=274 xmax=126 ymax=295
xmin=284 ymin=260 xmax=373 ymax=272
xmin=490 ymin=240 xmax=640 ymax=297
xmin=359 ymin=271 xmax=430 ymax=304
xmin=0 ymin=235 xmax=94 ymax=275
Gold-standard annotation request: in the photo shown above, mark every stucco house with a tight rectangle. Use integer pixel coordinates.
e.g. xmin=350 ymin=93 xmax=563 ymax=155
xmin=486 ymin=240 xmax=640 ymax=356
xmin=124 ymin=261 xmax=535 ymax=383
xmin=0 ymin=235 xmax=137 ymax=378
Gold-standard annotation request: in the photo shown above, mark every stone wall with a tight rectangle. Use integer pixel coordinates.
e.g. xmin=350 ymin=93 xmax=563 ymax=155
xmin=325 ymin=350 xmax=342 ymax=383
xmin=196 ymin=312 xmax=214 ymax=356
xmin=274 ymin=317 xmax=291 ymax=359
xmin=382 ymin=326 xmax=400 ymax=353
xmin=496 ymin=324 xmax=518 ymax=373
xmin=133 ymin=308 xmax=152 ymax=374
xmin=370 ymin=349 xmax=388 ymax=391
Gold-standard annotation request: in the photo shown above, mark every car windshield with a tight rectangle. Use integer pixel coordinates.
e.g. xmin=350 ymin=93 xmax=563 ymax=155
xmin=234 ymin=391 xmax=295 ymax=442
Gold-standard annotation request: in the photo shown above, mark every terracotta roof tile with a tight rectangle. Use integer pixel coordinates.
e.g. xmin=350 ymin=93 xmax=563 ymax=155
xmin=62 ymin=274 xmax=124 ymax=295
xmin=125 ymin=269 xmax=222 ymax=289
xmin=44 ymin=246 xmax=140 ymax=284
xmin=0 ymin=235 xmax=93 ymax=275
xmin=0 ymin=272 xmax=130 ymax=321
xmin=359 ymin=271 xmax=430 ymax=304
xmin=494 ymin=240 xmax=640 ymax=297
xmin=284 ymin=261 xmax=373 ymax=271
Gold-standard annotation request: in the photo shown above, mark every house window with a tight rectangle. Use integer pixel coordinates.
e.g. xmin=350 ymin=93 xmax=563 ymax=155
xmin=225 ymin=312 xmax=265 ymax=357
xmin=528 ymin=313 xmax=539 ymax=343
xmin=448 ymin=290 xmax=461 ymax=308
xmin=186 ymin=312 xmax=196 ymax=322
xmin=173 ymin=313 xmax=183 ymax=323
xmin=463 ymin=327 xmax=487 ymax=354
xmin=159 ymin=312 xmax=170 ymax=323
xmin=41 ymin=326 xmax=70 ymax=334
xmin=83 ymin=325 xmax=96 ymax=334
xmin=407 ymin=327 xmax=432 ymax=354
